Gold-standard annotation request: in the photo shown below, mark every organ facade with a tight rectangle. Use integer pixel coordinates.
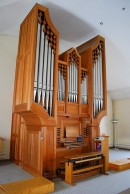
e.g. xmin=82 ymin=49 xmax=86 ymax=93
xmin=10 ymin=3 xmax=107 ymax=178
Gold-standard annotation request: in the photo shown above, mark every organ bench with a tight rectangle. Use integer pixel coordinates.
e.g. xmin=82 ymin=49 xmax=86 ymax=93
xmin=65 ymin=152 xmax=106 ymax=185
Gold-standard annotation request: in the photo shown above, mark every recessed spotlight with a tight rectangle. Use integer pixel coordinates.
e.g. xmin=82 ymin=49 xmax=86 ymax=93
xmin=122 ymin=7 xmax=126 ymax=11
xmin=100 ymin=22 xmax=103 ymax=25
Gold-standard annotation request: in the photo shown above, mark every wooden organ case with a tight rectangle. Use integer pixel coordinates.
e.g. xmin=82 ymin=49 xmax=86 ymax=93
xmin=10 ymin=4 xmax=107 ymax=179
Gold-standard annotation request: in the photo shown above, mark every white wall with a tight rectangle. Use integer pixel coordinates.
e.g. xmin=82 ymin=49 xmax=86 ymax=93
xmin=0 ymin=35 xmax=18 ymax=159
xmin=100 ymin=94 xmax=113 ymax=147
xmin=113 ymin=98 xmax=130 ymax=149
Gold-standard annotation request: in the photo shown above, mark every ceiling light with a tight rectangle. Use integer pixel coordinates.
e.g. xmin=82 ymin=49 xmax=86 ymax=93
xmin=100 ymin=22 xmax=103 ymax=25
xmin=122 ymin=7 xmax=126 ymax=11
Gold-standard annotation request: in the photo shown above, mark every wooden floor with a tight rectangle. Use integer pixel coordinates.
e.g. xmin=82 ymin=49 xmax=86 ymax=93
xmin=109 ymin=158 xmax=130 ymax=171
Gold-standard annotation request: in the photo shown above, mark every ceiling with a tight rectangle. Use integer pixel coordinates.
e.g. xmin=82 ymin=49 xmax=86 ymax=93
xmin=0 ymin=0 xmax=130 ymax=100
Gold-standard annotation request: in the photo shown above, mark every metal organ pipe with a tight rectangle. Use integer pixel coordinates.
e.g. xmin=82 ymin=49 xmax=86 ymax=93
xmin=93 ymin=61 xmax=96 ymax=117
xmin=93 ymin=42 xmax=103 ymax=117
xmin=81 ymin=71 xmax=88 ymax=104
xmin=58 ymin=70 xmax=61 ymax=100
xmin=68 ymin=64 xmax=71 ymax=101
xmin=71 ymin=64 xmax=73 ymax=102
xmin=75 ymin=66 xmax=78 ymax=102
xmin=99 ymin=45 xmax=103 ymax=110
xmin=34 ymin=19 xmax=42 ymax=103
xmin=49 ymin=49 xmax=54 ymax=116
xmin=68 ymin=63 xmax=78 ymax=103
xmin=34 ymin=11 xmax=55 ymax=116
xmin=58 ymin=63 xmax=66 ymax=101
xmin=72 ymin=64 xmax=74 ymax=102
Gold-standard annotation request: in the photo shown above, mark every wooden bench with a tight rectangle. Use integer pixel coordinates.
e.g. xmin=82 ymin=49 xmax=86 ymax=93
xmin=65 ymin=152 xmax=106 ymax=185
xmin=0 ymin=177 xmax=54 ymax=194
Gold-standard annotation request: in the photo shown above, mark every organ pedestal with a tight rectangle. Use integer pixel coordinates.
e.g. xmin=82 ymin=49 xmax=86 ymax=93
xmin=10 ymin=3 xmax=107 ymax=179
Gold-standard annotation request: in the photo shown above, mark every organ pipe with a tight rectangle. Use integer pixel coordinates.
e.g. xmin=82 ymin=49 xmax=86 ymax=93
xmin=81 ymin=70 xmax=88 ymax=104
xmin=93 ymin=42 xmax=103 ymax=117
xmin=68 ymin=50 xmax=79 ymax=103
xmin=34 ymin=11 xmax=56 ymax=116
xmin=58 ymin=62 xmax=67 ymax=101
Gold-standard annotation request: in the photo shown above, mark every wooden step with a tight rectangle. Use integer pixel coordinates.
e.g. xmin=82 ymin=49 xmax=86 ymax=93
xmin=0 ymin=177 xmax=54 ymax=194
xmin=109 ymin=159 xmax=130 ymax=171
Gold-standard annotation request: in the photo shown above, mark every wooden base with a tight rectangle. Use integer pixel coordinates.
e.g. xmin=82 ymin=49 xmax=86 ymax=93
xmin=109 ymin=159 xmax=130 ymax=171
xmin=64 ymin=152 xmax=106 ymax=185
xmin=0 ymin=177 xmax=54 ymax=194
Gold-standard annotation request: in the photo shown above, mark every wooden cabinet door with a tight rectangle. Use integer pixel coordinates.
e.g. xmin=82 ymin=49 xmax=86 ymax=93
xmin=10 ymin=114 xmax=21 ymax=163
xmin=22 ymin=127 xmax=43 ymax=176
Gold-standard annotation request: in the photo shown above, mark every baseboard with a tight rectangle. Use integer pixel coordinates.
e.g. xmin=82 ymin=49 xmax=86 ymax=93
xmin=115 ymin=144 xmax=130 ymax=150
xmin=0 ymin=159 xmax=12 ymax=165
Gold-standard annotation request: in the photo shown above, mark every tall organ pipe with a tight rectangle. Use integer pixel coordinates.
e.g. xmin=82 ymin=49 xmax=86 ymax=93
xmin=34 ymin=21 xmax=42 ymax=102
xmin=34 ymin=12 xmax=55 ymax=116
xmin=93 ymin=43 xmax=103 ymax=117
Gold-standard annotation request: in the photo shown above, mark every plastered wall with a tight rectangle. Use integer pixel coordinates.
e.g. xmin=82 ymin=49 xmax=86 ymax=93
xmin=100 ymin=94 xmax=113 ymax=147
xmin=0 ymin=35 xmax=18 ymax=159
xmin=113 ymin=98 xmax=130 ymax=149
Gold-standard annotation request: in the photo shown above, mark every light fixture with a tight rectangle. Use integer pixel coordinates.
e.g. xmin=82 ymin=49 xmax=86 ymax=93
xmin=100 ymin=22 xmax=103 ymax=25
xmin=122 ymin=7 xmax=126 ymax=11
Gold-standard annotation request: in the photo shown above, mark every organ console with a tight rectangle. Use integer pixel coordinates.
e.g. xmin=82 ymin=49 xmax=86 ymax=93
xmin=10 ymin=3 xmax=107 ymax=180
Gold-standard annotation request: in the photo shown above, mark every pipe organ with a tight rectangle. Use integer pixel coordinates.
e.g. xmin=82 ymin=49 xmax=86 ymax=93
xmin=10 ymin=4 xmax=107 ymax=179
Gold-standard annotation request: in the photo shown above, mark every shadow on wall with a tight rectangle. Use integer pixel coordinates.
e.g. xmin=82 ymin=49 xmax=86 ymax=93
xmin=45 ymin=1 xmax=98 ymax=43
